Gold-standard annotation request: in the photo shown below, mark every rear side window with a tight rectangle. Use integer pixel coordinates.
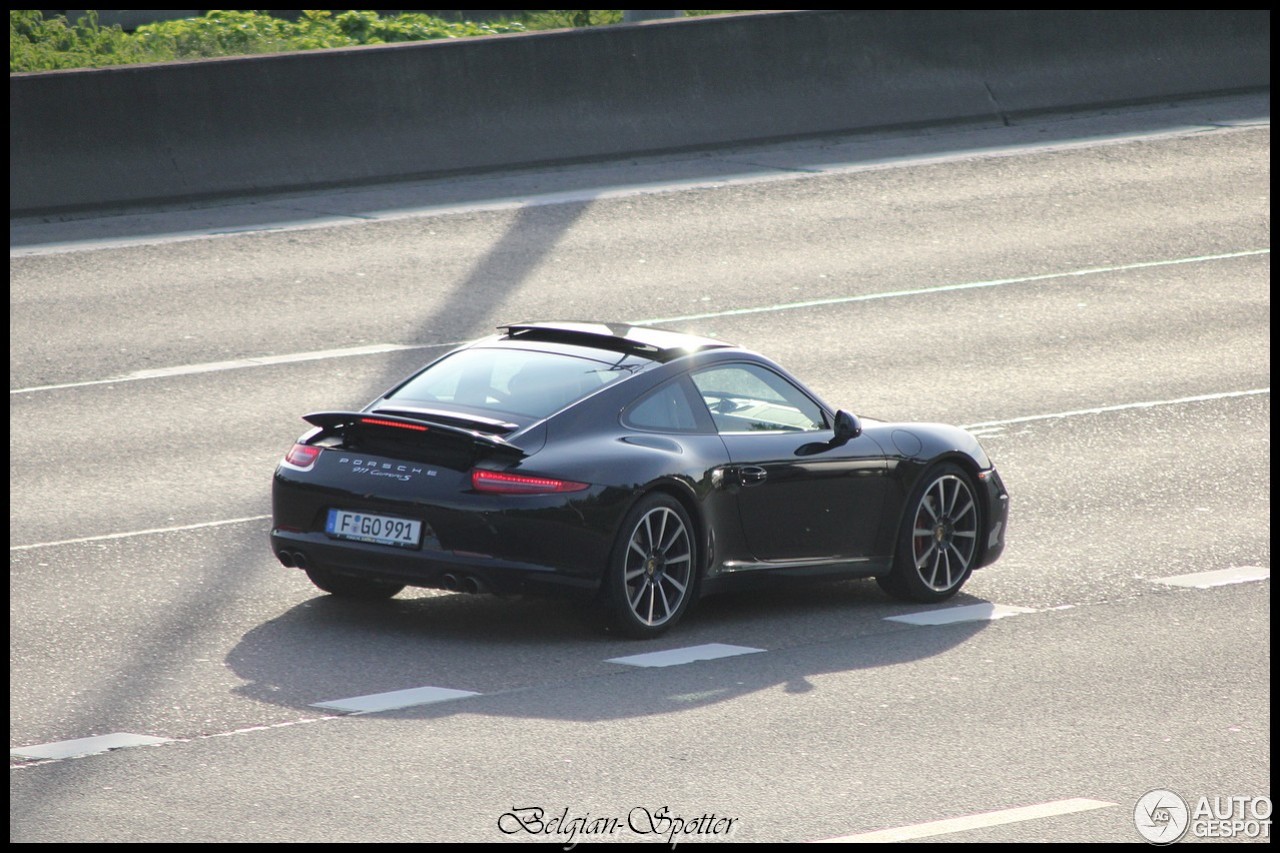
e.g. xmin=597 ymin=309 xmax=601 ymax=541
xmin=623 ymin=379 xmax=704 ymax=432
xmin=390 ymin=348 xmax=637 ymax=418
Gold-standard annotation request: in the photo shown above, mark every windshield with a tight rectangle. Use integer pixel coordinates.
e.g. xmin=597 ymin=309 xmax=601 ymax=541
xmin=388 ymin=347 xmax=642 ymax=419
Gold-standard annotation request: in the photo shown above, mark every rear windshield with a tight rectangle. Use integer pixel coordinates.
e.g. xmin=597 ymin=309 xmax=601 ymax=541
xmin=388 ymin=347 xmax=643 ymax=419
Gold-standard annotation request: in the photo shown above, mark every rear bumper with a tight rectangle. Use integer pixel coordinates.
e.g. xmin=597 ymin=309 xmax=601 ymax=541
xmin=271 ymin=466 xmax=629 ymax=593
xmin=270 ymin=528 xmax=599 ymax=595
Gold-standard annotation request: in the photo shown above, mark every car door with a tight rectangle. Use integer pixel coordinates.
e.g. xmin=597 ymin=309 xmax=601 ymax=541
xmin=690 ymin=363 xmax=888 ymax=563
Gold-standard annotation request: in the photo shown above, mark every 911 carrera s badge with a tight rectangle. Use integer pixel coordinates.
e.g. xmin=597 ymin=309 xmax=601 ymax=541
xmin=338 ymin=456 xmax=436 ymax=482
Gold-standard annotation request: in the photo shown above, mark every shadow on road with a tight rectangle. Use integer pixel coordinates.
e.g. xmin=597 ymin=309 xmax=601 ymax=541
xmin=225 ymin=580 xmax=992 ymax=722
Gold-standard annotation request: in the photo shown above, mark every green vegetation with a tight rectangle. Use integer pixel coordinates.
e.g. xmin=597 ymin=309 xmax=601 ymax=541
xmin=10 ymin=10 xmax=749 ymax=73
xmin=11 ymin=10 xmax=146 ymax=71
xmin=9 ymin=10 xmax=529 ymax=71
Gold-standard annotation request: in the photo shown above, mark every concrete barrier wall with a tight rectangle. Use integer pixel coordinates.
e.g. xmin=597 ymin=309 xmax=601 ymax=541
xmin=9 ymin=10 xmax=1270 ymax=215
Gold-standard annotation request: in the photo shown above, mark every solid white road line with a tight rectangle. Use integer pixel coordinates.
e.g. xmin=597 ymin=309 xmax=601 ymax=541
xmin=311 ymin=686 xmax=480 ymax=714
xmin=814 ymin=798 xmax=1116 ymax=842
xmin=10 ymin=343 xmax=442 ymax=396
xmin=10 ymin=733 xmax=172 ymax=761
xmin=962 ymin=388 xmax=1270 ymax=430
xmin=11 ymin=114 xmax=1267 ymax=258
xmin=10 ymin=385 xmax=1269 ymax=552
xmin=8 ymin=514 xmax=271 ymax=552
xmin=11 ymin=249 xmax=1268 ymax=396
xmin=11 ymin=716 xmax=342 ymax=767
xmin=637 ymin=249 xmax=1270 ymax=325
xmin=884 ymin=603 xmax=1037 ymax=626
xmin=1154 ymin=566 xmax=1270 ymax=589
xmin=606 ymin=643 xmax=765 ymax=668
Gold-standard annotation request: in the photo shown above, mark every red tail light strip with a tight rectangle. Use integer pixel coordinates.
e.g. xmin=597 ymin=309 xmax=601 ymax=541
xmin=360 ymin=417 xmax=428 ymax=432
xmin=471 ymin=469 xmax=589 ymax=494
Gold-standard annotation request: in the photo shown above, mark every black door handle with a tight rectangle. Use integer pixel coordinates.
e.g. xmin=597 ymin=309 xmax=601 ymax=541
xmin=739 ymin=466 xmax=768 ymax=486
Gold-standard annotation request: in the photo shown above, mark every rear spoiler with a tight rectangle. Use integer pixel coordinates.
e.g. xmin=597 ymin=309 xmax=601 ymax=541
xmin=302 ymin=411 xmax=526 ymax=459
xmin=499 ymin=322 xmax=730 ymax=363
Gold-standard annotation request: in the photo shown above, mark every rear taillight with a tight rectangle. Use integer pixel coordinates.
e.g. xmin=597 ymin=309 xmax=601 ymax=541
xmin=283 ymin=444 xmax=322 ymax=470
xmin=471 ymin=469 xmax=589 ymax=494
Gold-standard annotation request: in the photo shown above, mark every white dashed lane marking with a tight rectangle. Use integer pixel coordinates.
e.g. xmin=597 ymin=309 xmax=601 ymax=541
xmin=311 ymin=686 xmax=480 ymax=714
xmin=606 ymin=643 xmax=765 ymax=668
xmin=10 ymin=733 xmax=172 ymax=761
xmin=814 ymin=798 xmax=1117 ymax=842
xmin=1154 ymin=566 xmax=1270 ymax=588
xmin=884 ymin=603 xmax=1038 ymax=626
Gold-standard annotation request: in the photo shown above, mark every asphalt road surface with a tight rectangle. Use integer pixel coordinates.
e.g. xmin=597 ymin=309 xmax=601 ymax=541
xmin=10 ymin=94 xmax=1270 ymax=842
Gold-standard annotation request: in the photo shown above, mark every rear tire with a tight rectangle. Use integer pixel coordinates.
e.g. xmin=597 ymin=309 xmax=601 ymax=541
xmin=602 ymin=493 xmax=698 ymax=638
xmin=877 ymin=463 xmax=979 ymax=603
xmin=305 ymin=566 xmax=404 ymax=600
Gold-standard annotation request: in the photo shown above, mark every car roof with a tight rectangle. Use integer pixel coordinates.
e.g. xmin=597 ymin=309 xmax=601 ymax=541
xmin=496 ymin=322 xmax=732 ymax=363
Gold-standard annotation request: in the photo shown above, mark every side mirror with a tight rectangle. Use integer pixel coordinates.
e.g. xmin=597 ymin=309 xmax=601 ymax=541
xmin=833 ymin=410 xmax=862 ymax=442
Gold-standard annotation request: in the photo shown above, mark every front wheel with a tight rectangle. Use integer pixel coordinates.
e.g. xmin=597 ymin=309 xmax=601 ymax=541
xmin=603 ymin=493 xmax=698 ymax=638
xmin=877 ymin=464 xmax=979 ymax=602
xmin=305 ymin=566 xmax=404 ymax=600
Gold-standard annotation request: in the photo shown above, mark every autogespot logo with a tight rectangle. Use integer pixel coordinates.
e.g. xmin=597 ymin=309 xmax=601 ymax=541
xmin=1134 ymin=789 xmax=1190 ymax=845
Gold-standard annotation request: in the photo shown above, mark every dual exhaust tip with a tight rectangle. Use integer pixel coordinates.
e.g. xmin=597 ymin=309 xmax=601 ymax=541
xmin=440 ymin=572 xmax=486 ymax=595
xmin=277 ymin=550 xmax=309 ymax=570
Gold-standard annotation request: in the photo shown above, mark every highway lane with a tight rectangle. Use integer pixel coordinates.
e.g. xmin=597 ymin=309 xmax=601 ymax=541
xmin=9 ymin=252 xmax=1268 ymax=545
xmin=9 ymin=99 xmax=1270 ymax=840
xmin=9 ymin=251 xmax=1268 ymax=596
xmin=10 ymin=389 xmax=1269 ymax=745
xmin=11 ymin=578 xmax=1268 ymax=842
xmin=9 ymin=117 xmax=1268 ymax=391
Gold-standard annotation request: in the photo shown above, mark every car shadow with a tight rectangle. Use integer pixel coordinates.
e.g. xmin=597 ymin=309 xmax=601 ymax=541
xmin=225 ymin=578 xmax=992 ymax=722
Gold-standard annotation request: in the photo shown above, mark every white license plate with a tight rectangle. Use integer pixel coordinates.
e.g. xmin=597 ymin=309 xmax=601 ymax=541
xmin=325 ymin=509 xmax=422 ymax=549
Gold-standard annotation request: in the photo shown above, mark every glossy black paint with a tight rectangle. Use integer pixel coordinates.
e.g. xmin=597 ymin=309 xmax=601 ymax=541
xmin=271 ymin=323 xmax=1009 ymax=629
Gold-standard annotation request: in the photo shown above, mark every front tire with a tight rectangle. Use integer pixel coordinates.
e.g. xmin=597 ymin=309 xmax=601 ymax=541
xmin=878 ymin=464 xmax=979 ymax=602
xmin=603 ymin=493 xmax=698 ymax=638
xmin=305 ymin=566 xmax=404 ymax=600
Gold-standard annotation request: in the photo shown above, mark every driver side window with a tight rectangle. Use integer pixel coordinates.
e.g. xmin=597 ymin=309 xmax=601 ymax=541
xmin=691 ymin=364 xmax=826 ymax=433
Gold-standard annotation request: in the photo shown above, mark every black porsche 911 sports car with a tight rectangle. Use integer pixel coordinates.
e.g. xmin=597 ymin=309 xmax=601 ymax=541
xmin=271 ymin=322 xmax=1008 ymax=637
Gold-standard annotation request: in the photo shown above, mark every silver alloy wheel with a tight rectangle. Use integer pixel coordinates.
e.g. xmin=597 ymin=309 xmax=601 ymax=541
xmin=622 ymin=505 xmax=693 ymax=627
xmin=910 ymin=474 xmax=979 ymax=592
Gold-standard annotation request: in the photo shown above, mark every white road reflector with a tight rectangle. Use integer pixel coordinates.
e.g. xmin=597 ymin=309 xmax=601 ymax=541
xmin=814 ymin=798 xmax=1116 ymax=842
xmin=885 ymin=602 xmax=1037 ymax=626
xmin=311 ymin=686 xmax=479 ymax=714
xmin=11 ymin=732 xmax=172 ymax=761
xmin=606 ymin=643 xmax=765 ymax=668
xmin=1154 ymin=566 xmax=1270 ymax=588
